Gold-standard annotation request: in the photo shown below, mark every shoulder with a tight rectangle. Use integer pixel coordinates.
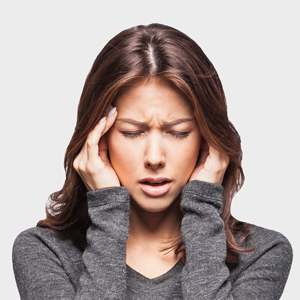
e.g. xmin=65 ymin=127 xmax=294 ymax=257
xmin=13 ymin=226 xmax=82 ymax=265
xmin=13 ymin=227 xmax=85 ymax=297
xmin=13 ymin=226 xmax=55 ymax=244
xmin=235 ymin=222 xmax=293 ymax=272
xmin=13 ymin=226 xmax=68 ymax=250
xmin=247 ymin=223 xmax=293 ymax=255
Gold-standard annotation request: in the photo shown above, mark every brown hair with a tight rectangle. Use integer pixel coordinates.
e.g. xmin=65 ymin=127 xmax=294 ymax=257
xmin=38 ymin=23 xmax=256 ymax=264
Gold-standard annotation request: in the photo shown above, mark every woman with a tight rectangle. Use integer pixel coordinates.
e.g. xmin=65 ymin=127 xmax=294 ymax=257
xmin=12 ymin=23 xmax=293 ymax=299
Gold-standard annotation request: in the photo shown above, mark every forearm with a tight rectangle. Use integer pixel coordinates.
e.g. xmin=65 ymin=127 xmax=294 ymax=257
xmin=180 ymin=179 xmax=232 ymax=299
xmin=180 ymin=180 xmax=293 ymax=300
xmin=77 ymin=186 xmax=130 ymax=299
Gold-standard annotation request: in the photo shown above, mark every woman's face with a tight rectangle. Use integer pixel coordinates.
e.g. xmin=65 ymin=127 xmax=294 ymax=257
xmin=106 ymin=79 xmax=201 ymax=212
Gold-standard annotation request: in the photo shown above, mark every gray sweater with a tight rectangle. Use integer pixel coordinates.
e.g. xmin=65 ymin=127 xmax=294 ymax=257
xmin=12 ymin=180 xmax=293 ymax=299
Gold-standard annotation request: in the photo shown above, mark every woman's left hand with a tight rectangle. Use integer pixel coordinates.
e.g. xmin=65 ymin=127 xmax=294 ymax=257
xmin=189 ymin=140 xmax=230 ymax=185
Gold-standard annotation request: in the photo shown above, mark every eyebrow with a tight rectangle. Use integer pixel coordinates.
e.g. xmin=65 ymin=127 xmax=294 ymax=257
xmin=116 ymin=118 xmax=194 ymax=127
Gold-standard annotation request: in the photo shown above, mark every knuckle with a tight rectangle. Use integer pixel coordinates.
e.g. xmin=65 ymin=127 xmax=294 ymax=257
xmin=86 ymin=162 xmax=96 ymax=175
xmin=222 ymin=161 xmax=228 ymax=169
xmin=86 ymin=140 xmax=94 ymax=149
xmin=215 ymin=163 xmax=223 ymax=173
xmin=73 ymin=159 xmax=77 ymax=170
xmin=78 ymin=162 xmax=85 ymax=172
xmin=73 ymin=156 xmax=81 ymax=171
xmin=73 ymin=163 xmax=78 ymax=172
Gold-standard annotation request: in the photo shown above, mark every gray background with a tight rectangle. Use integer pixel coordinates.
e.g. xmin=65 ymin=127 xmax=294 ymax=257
xmin=1 ymin=1 xmax=298 ymax=299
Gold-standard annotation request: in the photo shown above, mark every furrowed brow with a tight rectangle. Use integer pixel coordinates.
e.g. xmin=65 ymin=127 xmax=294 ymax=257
xmin=116 ymin=118 xmax=194 ymax=127
xmin=162 ymin=118 xmax=194 ymax=127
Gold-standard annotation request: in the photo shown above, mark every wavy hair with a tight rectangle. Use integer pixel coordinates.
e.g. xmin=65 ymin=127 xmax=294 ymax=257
xmin=38 ymin=23 xmax=256 ymax=264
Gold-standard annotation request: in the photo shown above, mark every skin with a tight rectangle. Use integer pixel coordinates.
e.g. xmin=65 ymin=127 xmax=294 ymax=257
xmin=73 ymin=78 xmax=230 ymax=279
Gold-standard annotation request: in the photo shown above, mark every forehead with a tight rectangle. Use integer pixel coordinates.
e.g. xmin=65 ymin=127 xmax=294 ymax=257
xmin=114 ymin=79 xmax=193 ymax=119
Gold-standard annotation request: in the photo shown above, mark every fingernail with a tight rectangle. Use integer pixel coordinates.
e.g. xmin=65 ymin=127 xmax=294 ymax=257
xmin=99 ymin=117 xmax=106 ymax=124
xmin=108 ymin=107 xmax=117 ymax=117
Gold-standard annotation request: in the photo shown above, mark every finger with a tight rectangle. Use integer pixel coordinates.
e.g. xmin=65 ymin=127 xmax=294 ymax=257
xmin=102 ymin=108 xmax=118 ymax=136
xmin=208 ymin=145 xmax=230 ymax=169
xmin=86 ymin=118 xmax=108 ymax=163
xmin=85 ymin=105 xmax=115 ymax=141
xmin=80 ymin=141 xmax=88 ymax=166
xmin=78 ymin=106 xmax=117 ymax=168
xmin=207 ymin=145 xmax=220 ymax=160
xmin=73 ymin=141 xmax=87 ymax=171
xmin=104 ymin=104 xmax=114 ymax=115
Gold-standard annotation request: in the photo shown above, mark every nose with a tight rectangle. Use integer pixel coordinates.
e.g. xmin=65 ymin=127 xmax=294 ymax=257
xmin=144 ymin=132 xmax=166 ymax=170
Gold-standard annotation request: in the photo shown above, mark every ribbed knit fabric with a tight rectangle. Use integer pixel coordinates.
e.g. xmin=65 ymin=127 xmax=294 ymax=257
xmin=12 ymin=180 xmax=293 ymax=299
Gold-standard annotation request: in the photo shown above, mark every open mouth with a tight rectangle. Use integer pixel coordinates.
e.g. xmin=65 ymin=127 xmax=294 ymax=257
xmin=139 ymin=181 xmax=172 ymax=196
xmin=141 ymin=181 xmax=170 ymax=186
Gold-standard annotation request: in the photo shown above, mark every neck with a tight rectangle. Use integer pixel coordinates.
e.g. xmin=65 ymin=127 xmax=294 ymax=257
xmin=128 ymin=196 xmax=182 ymax=253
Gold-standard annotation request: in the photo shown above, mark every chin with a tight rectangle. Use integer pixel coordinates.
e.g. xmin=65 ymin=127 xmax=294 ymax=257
xmin=130 ymin=193 xmax=178 ymax=213
xmin=136 ymin=202 xmax=173 ymax=213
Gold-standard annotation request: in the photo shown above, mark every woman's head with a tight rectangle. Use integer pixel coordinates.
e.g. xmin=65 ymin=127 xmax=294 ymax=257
xmin=75 ymin=23 xmax=243 ymax=212
xmin=39 ymin=23 xmax=255 ymax=263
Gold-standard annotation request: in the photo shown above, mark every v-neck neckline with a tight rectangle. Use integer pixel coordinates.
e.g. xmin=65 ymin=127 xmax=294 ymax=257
xmin=126 ymin=258 xmax=183 ymax=285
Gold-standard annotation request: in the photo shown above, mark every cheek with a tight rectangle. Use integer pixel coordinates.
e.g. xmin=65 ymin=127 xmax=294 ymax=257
xmin=106 ymin=132 xmax=139 ymax=182
xmin=169 ymin=137 xmax=201 ymax=176
xmin=167 ymin=128 xmax=201 ymax=182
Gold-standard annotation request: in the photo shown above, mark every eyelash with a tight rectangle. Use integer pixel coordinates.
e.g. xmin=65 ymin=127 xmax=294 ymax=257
xmin=121 ymin=131 xmax=190 ymax=138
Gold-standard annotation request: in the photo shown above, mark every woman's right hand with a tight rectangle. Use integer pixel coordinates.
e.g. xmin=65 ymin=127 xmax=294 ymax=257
xmin=73 ymin=106 xmax=120 ymax=191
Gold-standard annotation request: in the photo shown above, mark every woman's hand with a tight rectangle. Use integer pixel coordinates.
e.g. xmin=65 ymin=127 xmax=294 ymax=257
xmin=73 ymin=106 xmax=120 ymax=191
xmin=189 ymin=140 xmax=230 ymax=185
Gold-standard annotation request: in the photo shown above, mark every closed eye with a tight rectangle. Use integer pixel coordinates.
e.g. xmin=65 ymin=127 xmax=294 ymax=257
xmin=120 ymin=131 xmax=190 ymax=138
xmin=121 ymin=131 xmax=143 ymax=138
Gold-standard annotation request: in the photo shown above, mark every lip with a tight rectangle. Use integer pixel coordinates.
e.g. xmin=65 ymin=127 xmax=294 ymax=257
xmin=139 ymin=177 xmax=172 ymax=183
xmin=139 ymin=181 xmax=172 ymax=197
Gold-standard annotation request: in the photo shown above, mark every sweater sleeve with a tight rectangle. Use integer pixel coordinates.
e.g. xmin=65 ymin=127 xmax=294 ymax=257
xmin=180 ymin=180 xmax=293 ymax=300
xmin=12 ymin=186 xmax=130 ymax=300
